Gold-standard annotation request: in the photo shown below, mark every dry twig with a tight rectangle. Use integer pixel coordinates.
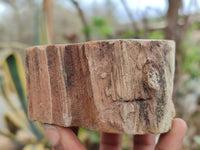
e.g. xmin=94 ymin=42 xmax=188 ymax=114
xmin=70 ymin=0 xmax=91 ymax=41
xmin=120 ymin=0 xmax=139 ymax=38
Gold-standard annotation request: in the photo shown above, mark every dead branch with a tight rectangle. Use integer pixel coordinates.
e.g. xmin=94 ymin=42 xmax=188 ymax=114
xmin=70 ymin=0 xmax=91 ymax=41
xmin=120 ymin=0 xmax=139 ymax=38
xmin=165 ymin=0 xmax=193 ymax=98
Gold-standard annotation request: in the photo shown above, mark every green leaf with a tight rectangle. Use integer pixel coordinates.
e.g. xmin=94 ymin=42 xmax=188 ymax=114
xmin=121 ymin=30 xmax=134 ymax=38
xmin=82 ymin=27 xmax=92 ymax=36
xmin=148 ymin=30 xmax=164 ymax=39
xmin=6 ymin=55 xmax=27 ymax=114
xmin=182 ymin=45 xmax=200 ymax=78
xmin=93 ymin=17 xmax=107 ymax=27
xmin=100 ymin=26 xmax=114 ymax=37
xmin=92 ymin=17 xmax=114 ymax=37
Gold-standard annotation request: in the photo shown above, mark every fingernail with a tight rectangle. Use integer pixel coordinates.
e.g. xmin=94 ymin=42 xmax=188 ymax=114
xmin=44 ymin=124 xmax=60 ymax=146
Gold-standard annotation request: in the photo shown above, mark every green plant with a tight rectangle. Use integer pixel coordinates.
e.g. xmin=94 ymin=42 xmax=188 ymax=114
xmin=0 ymin=0 xmax=53 ymax=149
xmin=0 ymin=0 xmax=54 ymax=148
xmin=92 ymin=17 xmax=114 ymax=37
xmin=148 ymin=30 xmax=165 ymax=39
xmin=0 ymin=45 xmax=50 ymax=149
xmin=181 ymin=28 xmax=200 ymax=79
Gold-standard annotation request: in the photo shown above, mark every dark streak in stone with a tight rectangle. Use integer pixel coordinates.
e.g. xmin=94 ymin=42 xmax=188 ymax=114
xmin=64 ymin=46 xmax=74 ymax=87
xmin=142 ymin=82 xmax=148 ymax=93
xmin=156 ymin=43 xmax=160 ymax=47
xmin=99 ymin=47 xmax=105 ymax=59
xmin=114 ymin=98 xmax=151 ymax=103
xmin=25 ymin=53 xmax=30 ymax=85
xmin=135 ymin=41 xmax=142 ymax=50
xmin=33 ymin=49 xmax=39 ymax=71
xmin=136 ymin=101 xmax=150 ymax=126
xmin=150 ymin=45 xmax=153 ymax=52
xmin=108 ymin=78 xmax=112 ymax=88
xmin=25 ymin=54 xmax=29 ymax=70
xmin=134 ymin=98 xmax=151 ymax=102
xmin=155 ymin=67 xmax=166 ymax=127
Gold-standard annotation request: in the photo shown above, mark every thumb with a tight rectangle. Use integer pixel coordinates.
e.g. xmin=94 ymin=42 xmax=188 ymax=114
xmin=155 ymin=118 xmax=187 ymax=150
xmin=44 ymin=124 xmax=86 ymax=150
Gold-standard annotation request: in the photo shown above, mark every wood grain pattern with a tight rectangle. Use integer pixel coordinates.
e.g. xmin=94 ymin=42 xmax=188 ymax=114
xmin=25 ymin=39 xmax=176 ymax=134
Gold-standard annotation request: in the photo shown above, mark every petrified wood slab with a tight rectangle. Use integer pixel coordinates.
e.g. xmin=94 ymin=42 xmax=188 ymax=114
xmin=25 ymin=39 xmax=176 ymax=134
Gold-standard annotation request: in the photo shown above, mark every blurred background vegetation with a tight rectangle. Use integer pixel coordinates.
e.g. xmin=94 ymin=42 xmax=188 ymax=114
xmin=0 ymin=0 xmax=199 ymax=149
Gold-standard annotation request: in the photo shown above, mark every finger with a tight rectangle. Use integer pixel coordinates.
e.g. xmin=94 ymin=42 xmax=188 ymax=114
xmin=44 ymin=125 xmax=86 ymax=150
xmin=133 ymin=134 xmax=155 ymax=150
xmin=155 ymin=118 xmax=187 ymax=150
xmin=57 ymin=126 xmax=85 ymax=150
xmin=100 ymin=132 xmax=122 ymax=150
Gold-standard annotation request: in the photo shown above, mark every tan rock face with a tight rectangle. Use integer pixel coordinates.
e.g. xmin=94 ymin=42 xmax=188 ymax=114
xmin=25 ymin=39 xmax=176 ymax=134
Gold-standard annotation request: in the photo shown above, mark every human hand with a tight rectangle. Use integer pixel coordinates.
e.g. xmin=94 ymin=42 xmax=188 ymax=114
xmin=44 ymin=118 xmax=187 ymax=150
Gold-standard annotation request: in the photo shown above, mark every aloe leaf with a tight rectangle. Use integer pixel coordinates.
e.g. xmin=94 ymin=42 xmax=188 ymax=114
xmin=0 ymin=51 xmax=44 ymax=140
xmin=6 ymin=55 xmax=27 ymax=114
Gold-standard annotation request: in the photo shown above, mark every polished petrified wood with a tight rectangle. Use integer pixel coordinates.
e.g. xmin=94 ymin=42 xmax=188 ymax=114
xmin=25 ymin=39 xmax=176 ymax=134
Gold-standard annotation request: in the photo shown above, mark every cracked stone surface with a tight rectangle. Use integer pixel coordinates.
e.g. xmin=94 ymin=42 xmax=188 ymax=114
xmin=25 ymin=39 xmax=176 ymax=134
